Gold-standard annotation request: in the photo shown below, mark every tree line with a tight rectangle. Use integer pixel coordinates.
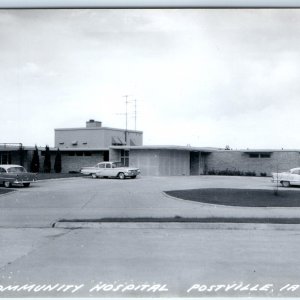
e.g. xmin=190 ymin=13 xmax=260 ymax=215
xmin=30 ymin=146 xmax=62 ymax=173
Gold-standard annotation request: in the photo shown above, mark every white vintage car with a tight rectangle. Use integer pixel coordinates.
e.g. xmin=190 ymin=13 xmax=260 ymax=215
xmin=272 ymin=167 xmax=300 ymax=187
xmin=80 ymin=161 xmax=140 ymax=179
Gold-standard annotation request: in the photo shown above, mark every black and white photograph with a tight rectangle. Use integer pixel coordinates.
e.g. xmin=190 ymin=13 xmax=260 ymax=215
xmin=1 ymin=4 xmax=300 ymax=298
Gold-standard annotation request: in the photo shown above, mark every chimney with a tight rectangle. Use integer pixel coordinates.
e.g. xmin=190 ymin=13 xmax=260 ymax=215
xmin=86 ymin=120 xmax=102 ymax=128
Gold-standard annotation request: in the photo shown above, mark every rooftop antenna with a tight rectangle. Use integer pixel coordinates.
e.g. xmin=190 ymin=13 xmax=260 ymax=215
xmin=123 ymin=95 xmax=131 ymax=144
xmin=133 ymin=99 xmax=137 ymax=131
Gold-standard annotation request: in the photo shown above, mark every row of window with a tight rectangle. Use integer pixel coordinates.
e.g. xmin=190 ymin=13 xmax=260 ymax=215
xmin=58 ymin=137 xmax=136 ymax=147
xmin=59 ymin=142 xmax=88 ymax=146
xmin=67 ymin=152 xmax=92 ymax=157
xmin=40 ymin=151 xmax=110 ymax=159
xmin=41 ymin=151 xmax=92 ymax=157
xmin=248 ymin=153 xmax=271 ymax=158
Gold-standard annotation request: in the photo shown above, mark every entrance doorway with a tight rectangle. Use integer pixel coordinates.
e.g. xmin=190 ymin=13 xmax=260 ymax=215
xmin=190 ymin=152 xmax=200 ymax=175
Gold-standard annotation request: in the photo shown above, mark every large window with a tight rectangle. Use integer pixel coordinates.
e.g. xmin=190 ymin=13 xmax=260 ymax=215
xmin=120 ymin=150 xmax=129 ymax=167
xmin=249 ymin=153 xmax=259 ymax=158
xmin=0 ymin=152 xmax=12 ymax=164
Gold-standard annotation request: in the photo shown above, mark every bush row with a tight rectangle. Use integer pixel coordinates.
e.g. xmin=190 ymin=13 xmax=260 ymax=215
xmin=206 ymin=169 xmax=267 ymax=177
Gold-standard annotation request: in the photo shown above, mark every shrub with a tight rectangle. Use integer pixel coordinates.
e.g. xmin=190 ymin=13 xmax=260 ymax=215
xmin=260 ymin=172 xmax=267 ymax=177
xmin=207 ymin=169 xmax=259 ymax=176
xmin=245 ymin=171 xmax=256 ymax=176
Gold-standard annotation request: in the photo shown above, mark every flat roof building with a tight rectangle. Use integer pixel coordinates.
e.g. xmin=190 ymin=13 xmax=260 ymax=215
xmin=1 ymin=121 xmax=300 ymax=177
xmin=55 ymin=119 xmax=143 ymax=149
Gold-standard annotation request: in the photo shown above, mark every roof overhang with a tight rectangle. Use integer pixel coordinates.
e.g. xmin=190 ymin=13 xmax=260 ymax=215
xmin=242 ymin=150 xmax=274 ymax=154
xmin=110 ymin=145 xmax=217 ymax=153
xmin=59 ymin=148 xmax=109 ymax=151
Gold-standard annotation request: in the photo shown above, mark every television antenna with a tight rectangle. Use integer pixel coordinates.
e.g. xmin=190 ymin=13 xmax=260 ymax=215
xmin=133 ymin=98 xmax=137 ymax=131
xmin=122 ymin=95 xmax=133 ymax=144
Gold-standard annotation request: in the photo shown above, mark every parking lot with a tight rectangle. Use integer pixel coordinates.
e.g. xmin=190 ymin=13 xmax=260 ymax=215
xmin=1 ymin=175 xmax=300 ymax=297
xmin=1 ymin=175 xmax=300 ymax=228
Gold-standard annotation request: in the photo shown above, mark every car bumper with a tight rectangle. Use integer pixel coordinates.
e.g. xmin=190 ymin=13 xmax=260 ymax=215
xmin=13 ymin=179 xmax=37 ymax=184
xmin=124 ymin=171 xmax=140 ymax=177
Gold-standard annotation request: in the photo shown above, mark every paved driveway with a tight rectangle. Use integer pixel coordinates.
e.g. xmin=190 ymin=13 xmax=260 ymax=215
xmin=0 ymin=175 xmax=299 ymax=228
xmin=1 ymin=176 xmax=300 ymax=297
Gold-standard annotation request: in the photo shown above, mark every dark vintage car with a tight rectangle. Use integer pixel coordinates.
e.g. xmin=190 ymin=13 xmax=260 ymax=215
xmin=0 ymin=164 xmax=37 ymax=188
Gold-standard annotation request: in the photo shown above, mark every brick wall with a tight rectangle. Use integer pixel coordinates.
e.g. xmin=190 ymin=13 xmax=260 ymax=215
xmin=32 ymin=151 xmax=105 ymax=173
xmin=205 ymin=150 xmax=300 ymax=176
xmin=60 ymin=153 xmax=104 ymax=173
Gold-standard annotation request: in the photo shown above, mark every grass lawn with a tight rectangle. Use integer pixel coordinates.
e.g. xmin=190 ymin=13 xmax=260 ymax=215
xmin=165 ymin=188 xmax=300 ymax=207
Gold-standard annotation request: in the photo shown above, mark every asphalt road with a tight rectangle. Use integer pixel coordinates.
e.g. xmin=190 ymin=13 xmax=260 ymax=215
xmin=1 ymin=176 xmax=300 ymax=297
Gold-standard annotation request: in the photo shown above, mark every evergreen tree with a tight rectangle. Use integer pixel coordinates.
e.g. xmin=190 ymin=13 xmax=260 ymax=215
xmin=19 ymin=144 xmax=24 ymax=166
xmin=54 ymin=148 xmax=62 ymax=173
xmin=30 ymin=146 xmax=40 ymax=173
xmin=43 ymin=145 xmax=51 ymax=173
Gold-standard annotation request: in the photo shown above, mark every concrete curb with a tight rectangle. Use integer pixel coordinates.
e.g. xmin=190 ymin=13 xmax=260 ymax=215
xmin=53 ymin=221 xmax=300 ymax=230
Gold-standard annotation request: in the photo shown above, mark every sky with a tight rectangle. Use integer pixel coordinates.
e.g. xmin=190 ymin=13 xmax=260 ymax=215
xmin=1 ymin=8 xmax=300 ymax=149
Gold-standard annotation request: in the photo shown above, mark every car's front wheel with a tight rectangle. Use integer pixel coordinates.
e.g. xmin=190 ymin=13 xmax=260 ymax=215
xmin=118 ymin=172 xmax=125 ymax=180
xmin=23 ymin=183 xmax=30 ymax=187
xmin=92 ymin=174 xmax=97 ymax=179
xmin=4 ymin=181 xmax=11 ymax=188
xmin=281 ymin=181 xmax=290 ymax=187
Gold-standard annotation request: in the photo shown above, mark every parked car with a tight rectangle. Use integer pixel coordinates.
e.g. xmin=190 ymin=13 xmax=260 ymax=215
xmin=0 ymin=164 xmax=37 ymax=188
xmin=80 ymin=161 xmax=140 ymax=179
xmin=272 ymin=167 xmax=300 ymax=187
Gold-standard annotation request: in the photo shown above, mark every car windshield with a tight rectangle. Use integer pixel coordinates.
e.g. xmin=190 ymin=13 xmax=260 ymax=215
xmin=7 ymin=167 xmax=27 ymax=173
xmin=291 ymin=169 xmax=300 ymax=174
xmin=112 ymin=162 xmax=124 ymax=168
